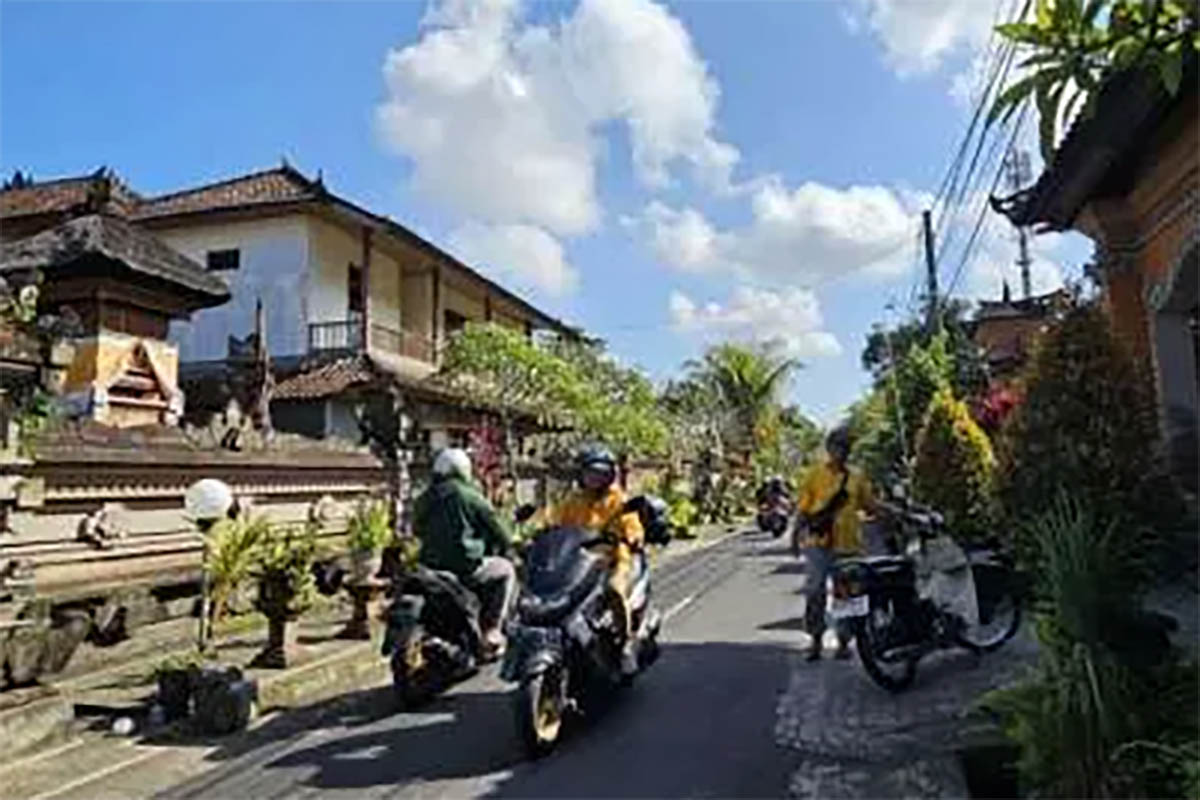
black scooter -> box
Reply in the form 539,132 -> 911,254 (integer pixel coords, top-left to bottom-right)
502,495 -> 670,757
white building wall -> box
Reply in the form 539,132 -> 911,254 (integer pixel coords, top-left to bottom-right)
305,217 -> 404,333
163,216 -> 310,361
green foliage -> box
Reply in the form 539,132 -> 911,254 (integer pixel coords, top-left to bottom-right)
683,342 -> 799,456
997,303 -> 1181,543
440,323 -> 668,460
207,514 -> 271,627
980,494 -> 1198,798
990,0 -> 1199,160
753,405 -> 822,481
666,496 -> 699,539
913,387 -> 998,545
252,524 -> 319,620
863,302 -> 987,400
347,498 -> 391,554
849,387 -> 903,488
895,333 -> 954,448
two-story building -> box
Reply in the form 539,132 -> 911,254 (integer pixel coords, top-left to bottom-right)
0,164 -> 580,450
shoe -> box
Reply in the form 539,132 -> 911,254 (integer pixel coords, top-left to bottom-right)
620,644 -> 639,676
834,646 -> 852,660
806,647 -> 822,662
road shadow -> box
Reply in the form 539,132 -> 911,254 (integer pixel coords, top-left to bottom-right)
160,641 -> 797,799
758,616 -> 806,632
771,561 -> 806,575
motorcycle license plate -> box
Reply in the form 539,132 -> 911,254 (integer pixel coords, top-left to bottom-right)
829,595 -> 869,618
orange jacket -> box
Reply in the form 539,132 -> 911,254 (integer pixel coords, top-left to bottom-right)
539,485 -> 644,553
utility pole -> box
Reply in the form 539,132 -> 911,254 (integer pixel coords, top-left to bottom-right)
922,210 -> 939,335
1004,149 -> 1033,299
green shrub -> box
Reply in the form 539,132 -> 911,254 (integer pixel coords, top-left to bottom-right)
253,524 -> 319,620
347,498 -> 391,554
913,386 -> 997,545
895,332 -> 953,451
207,515 -> 271,627
998,303 -> 1182,547
980,493 -> 1198,798
667,496 -> 699,538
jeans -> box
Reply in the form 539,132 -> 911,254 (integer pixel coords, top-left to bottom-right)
802,546 -> 854,649
470,556 -> 517,636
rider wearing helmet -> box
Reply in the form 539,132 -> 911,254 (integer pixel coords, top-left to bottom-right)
537,443 -> 644,675
412,447 -> 515,660
794,425 -> 875,661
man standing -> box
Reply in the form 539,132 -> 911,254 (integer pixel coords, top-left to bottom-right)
795,426 -> 875,661
412,448 -> 516,660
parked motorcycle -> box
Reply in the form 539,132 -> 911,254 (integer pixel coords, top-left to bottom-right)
502,495 -> 671,757
380,564 -> 486,708
826,488 -> 1024,692
756,497 -> 791,537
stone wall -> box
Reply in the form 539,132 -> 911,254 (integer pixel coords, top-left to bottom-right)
0,421 -> 388,689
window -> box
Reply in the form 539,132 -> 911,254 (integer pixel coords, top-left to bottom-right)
348,263 -> 364,314
206,249 -> 240,271
444,309 -> 468,336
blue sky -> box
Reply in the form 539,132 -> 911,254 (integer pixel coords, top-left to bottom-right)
0,0 -> 1091,424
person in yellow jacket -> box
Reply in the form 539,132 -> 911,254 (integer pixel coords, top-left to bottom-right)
795,426 -> 875,661
537,444 -> 644,676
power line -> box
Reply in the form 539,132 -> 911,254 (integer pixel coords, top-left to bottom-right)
944,101 -> 1031,298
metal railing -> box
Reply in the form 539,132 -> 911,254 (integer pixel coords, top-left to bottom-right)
308,320 -> 363,353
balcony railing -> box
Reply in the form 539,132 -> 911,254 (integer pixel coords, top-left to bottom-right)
308,320 -> 363,353
308,319 -> 437,364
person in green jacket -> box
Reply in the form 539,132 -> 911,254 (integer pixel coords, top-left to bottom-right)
412,447 -> 515,660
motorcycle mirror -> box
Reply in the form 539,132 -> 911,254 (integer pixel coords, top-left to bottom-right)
622,495 -> 648,515
514,503 -> 537,523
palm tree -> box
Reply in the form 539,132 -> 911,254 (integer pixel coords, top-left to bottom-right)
684,342 -> 800,458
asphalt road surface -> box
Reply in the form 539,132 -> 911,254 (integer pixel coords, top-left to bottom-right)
158,530 -> 810,799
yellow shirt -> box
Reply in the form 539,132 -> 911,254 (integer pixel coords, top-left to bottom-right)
797,461 -> 873,554
539,485 -> 644,551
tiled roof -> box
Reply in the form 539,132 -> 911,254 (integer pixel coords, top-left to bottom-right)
134,166 -> 320,220
273,356 -> 376,401
0,171 -> 141,220
0,214 -> 230,302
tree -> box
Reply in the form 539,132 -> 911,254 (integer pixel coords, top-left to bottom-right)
997,302 -> 1183,551
913,387 -> 999,544
439,323 -> 668,479
862,301 -> 988,400
683,342 -> 799,457
989,0 -> 1199,160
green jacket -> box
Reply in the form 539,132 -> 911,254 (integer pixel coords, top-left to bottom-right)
412,475 -> 511,577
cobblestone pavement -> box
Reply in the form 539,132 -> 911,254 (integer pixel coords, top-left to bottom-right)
773,556 -> 1039,798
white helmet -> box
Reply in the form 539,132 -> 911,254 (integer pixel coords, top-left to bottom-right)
184,478 -> 234,523
433,447 -> 472,481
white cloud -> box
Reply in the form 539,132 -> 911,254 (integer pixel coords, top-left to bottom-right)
669,286 -> 843,360
634,178 -> 922,286
448,222 -> 579,296
376,0 -> 739,241
846,0 -> 1002,77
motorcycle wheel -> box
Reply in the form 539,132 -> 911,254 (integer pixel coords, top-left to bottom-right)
854,612 -> 918,693
955,586 -> 1022,653
392,625 -> 433,709
516,668 -> 564,759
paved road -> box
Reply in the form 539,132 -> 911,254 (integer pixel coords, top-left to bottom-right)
158,531 -> 808,799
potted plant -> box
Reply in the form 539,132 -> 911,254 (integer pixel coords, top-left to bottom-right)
153,651 -> 205,721
346,499 -> 391,583
248,524 -> 318,668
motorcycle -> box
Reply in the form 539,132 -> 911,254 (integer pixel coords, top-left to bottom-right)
380,562 -> 488,709
756,496 -> 791,537
826,487 -> 1024,692
502,494 -> 671,757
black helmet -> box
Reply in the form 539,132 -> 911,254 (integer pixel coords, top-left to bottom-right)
576,443 -> 616,472
826,425 -> 852,453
